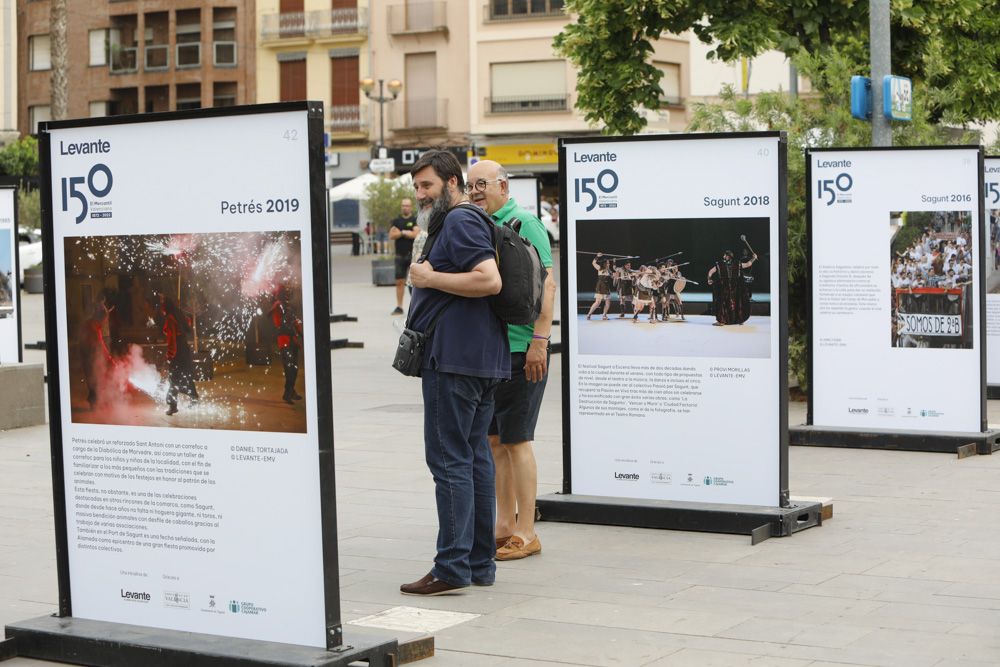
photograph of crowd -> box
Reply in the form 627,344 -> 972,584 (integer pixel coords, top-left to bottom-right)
574,217 -> 772,359
0,228 -> 13,318
889,210 -> 974,349
63,231 -> 307,432
988,209 -> 1000,292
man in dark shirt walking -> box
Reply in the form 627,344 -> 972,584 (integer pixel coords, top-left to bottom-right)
400,150 -> 510,596
389,198 -> 419,315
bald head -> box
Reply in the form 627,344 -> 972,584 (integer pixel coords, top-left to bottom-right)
467,159 -> 509,215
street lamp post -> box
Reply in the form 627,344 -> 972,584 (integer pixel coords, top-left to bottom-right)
359,78 -> 402,157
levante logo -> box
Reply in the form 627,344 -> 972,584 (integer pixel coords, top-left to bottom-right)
120,589 -> 150,602
614,471 -> 639,481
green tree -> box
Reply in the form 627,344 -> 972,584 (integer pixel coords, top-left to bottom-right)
687,52 -> 975,387
364,177 -> 414,233
17,189 -> 41,232
555,0 -> 999,134
0,136 -> 39,179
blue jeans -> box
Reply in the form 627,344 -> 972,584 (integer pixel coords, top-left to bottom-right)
422,368 -> 498,586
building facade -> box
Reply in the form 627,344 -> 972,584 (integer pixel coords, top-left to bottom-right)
364,1 -> 690,190
1,0 -> 16,140
256,0 -> 370,190
16,0 -> 256,137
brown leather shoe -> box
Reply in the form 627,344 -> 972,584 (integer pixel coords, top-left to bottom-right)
495,535 -> 541,561
495,535 -> 512,549
400,572 -> 467,596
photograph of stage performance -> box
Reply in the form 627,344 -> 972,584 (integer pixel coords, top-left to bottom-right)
574,217 -> 771,358
63,231 -> 307,432
890,210 -> 974,349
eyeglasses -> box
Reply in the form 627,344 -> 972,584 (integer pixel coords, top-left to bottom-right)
463,178 -> 503,194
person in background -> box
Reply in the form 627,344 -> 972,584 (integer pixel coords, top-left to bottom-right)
390,198 -> 420,315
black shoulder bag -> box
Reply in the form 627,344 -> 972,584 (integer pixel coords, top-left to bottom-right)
391,208 -> 450,377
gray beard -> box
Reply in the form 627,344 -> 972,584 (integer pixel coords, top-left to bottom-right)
416,205 -> 432,227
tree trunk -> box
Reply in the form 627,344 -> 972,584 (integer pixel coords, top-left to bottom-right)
50,0 -> 69,120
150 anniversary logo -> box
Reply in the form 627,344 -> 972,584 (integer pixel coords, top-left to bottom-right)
57,139 -> 114,223
573,151 -> 620,212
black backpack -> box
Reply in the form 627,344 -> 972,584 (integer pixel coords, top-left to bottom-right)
455,203 -> 546,326
417,203 -> 546,326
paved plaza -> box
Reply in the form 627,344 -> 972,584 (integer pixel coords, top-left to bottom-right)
3,251 -> 1000,666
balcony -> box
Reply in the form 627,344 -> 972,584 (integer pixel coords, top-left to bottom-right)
261,12 -> 306,39
388,2 -> 447,36
390,98 -> 448,131
328,105 -> 366,134
487,94 -> 568,114
110,46 -> 137,74
308,8 -> 368,37
144,44 -> 168,71
484,1 -> 565,22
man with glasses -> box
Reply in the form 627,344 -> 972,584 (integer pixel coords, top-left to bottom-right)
466,159 -> 556,561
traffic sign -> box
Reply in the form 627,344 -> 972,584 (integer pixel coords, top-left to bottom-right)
883,75 -> 912,121
369,157 -> 395,173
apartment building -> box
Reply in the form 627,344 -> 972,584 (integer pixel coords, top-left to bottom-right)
362,0 -> 689,192
257,0 -> 369,182
16,0 -> 256,137
469,2 -> 688,179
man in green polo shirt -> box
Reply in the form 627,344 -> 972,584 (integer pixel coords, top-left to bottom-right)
466,159 -> 556,561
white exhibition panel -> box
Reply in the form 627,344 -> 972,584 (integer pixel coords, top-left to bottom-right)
565,135 -> 782,507
48,111 -> 326,647
811,148 -> 983,432
985,157 -> 1000,386
0,187 -> 19,364
507,177 -> 539,217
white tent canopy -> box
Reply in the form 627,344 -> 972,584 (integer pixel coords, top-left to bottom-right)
328,173 -> 380,202
327,172 -> 417,203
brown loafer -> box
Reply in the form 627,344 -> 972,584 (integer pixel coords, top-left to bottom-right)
495,535 -> 541,561
495,535 -> 512,549
400,572 -> 467,596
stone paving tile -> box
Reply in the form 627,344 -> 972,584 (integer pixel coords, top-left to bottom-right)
493,596 -> 751,638
422,651 -> 579,667
661,585 -> 886,620
437,617 -> 683,666
642,648 -> 811,666
717,618 -> 875,650
936,581 -> 1000,601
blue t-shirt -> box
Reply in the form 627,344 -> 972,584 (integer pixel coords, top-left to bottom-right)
407,206 -> 511,380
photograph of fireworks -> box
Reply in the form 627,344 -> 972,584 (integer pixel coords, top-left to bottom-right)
889,210 -> 973,349
64,231 -> 307,432
574,217 -> 771,359
0,228 -> 13,317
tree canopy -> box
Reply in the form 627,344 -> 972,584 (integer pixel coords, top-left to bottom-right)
0,136 -> 39,179
555,0 -> 1000,134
